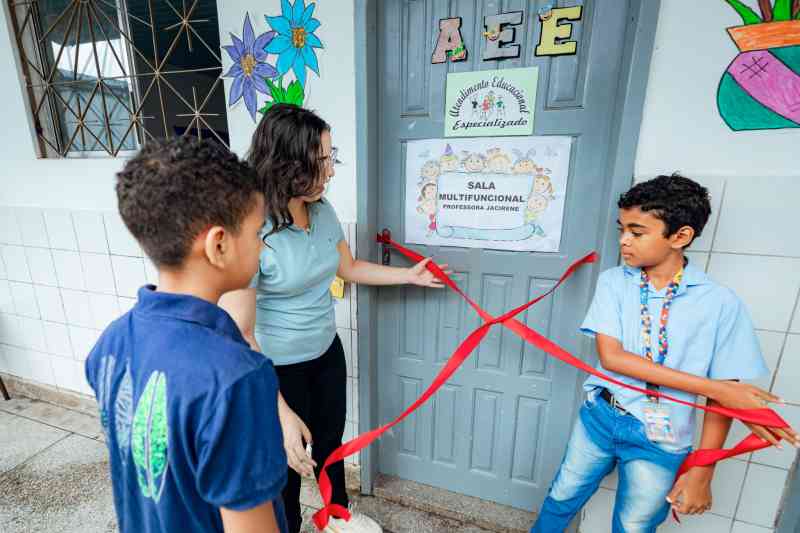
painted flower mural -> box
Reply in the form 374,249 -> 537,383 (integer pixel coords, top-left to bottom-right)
223,13 -> 278,120
265,0 -> 324,89
223,1 -> 323,122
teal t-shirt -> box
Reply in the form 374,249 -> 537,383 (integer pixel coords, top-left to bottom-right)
251,199 -> 345,366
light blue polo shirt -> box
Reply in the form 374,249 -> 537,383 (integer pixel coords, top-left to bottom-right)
250,199 -> 345,366
580,261 -> 768,450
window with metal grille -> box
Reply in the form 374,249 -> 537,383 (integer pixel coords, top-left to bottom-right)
7,0 -> 229,158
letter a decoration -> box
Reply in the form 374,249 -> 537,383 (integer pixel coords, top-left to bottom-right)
432,17 -> 468,63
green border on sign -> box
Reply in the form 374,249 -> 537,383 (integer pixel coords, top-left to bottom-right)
444,66 -> 538,137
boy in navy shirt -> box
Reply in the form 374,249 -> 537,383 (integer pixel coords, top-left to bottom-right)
86,138 -> 288,533
532,175 -> 797,532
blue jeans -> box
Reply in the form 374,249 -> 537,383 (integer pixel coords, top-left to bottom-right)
531,394 -> 689,533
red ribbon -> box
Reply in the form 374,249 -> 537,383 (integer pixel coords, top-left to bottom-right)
312,236 -> 788,530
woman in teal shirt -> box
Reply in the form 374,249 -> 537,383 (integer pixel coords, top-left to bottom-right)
221,105 -> 444,533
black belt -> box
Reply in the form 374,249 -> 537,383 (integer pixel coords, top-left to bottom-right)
599,388 -> 629,414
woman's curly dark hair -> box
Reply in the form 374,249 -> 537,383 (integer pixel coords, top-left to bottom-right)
247,104 -> 330,235
116,137 -> 261,268
618,173 -> 711,248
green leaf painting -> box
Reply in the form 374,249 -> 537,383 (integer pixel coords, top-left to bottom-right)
724,0 -> 763,24
96,355 -> 116,434
258,77 -> 305,115
723,0 -> 800,23
115,362 -> 134,466
132,371 -> 169,503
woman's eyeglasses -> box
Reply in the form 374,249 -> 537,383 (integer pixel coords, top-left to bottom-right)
319,147 -> 342,166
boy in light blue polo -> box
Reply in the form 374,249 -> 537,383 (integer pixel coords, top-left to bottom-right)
532,175 -> 795,533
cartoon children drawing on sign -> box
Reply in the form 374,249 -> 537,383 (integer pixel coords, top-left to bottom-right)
524,192 -> 549,237
439,144 -> 460,172
417,182 -> 438,235
533,167 -> 555,199
461,151 -> 487,172
486,147 -> 512,173
512,148 -> 538,174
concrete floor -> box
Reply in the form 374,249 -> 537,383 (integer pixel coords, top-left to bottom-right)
0,397 -> 497,533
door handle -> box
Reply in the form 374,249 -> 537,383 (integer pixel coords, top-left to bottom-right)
381,228 -> 391,265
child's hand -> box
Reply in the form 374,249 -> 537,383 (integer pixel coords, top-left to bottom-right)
667,466 -> 713,515
744,422 -> 800,448
277,400 -> 316,477
711,381 -> 780,411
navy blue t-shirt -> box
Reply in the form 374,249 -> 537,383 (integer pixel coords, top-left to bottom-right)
85,286 -> 289,533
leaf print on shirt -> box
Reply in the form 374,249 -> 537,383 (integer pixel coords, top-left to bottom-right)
132,371 -> 169,503
96,355 -> 116,437
115,362 -> 134,466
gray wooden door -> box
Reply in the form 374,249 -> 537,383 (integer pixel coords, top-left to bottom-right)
376,0 -> 632,510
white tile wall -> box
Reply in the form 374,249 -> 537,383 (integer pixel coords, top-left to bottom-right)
0,253 -> 6,279
72,211 -> 109,254
34,285 -> 65,323
104,212 -> 141,257
2,245 -> 32,282
88,293 -> 120,330
68,325 -> 100,361
730,521 -> 773,533
0,209 -> 23,245
18,317 -> 46,352
0,281 -> 14,314
118,297 -> 136,315
714,177 -> 800,258
736,464 -> 788,527
43,321 -> 73,358
50,355 -> 92,395
111,256 -> 146,298
60,289 -> 93,328
143,257 -> 158,286
791,307 -> 799,334
658,513 -> 732,533
580,488 -> 615,532
1,314 -> 23,347
51,250 -> 85,290
10,282 -> 39,318
753,330 -> 784,392
709,459 -> 747,518
81,253 -> 116,294
707,254 -> 800,332
25,247 -> 57,286
689,176 -> 726,253
16,208 -> 49,248
772,334 -> 799,405
43,209 -> 78,251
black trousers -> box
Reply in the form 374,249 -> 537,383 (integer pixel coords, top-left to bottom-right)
275,334 -> 349,533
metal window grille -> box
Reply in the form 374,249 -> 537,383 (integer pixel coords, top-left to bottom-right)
6,0 -> 229,158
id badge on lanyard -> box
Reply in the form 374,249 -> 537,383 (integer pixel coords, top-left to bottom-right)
643,400 -> 676,443
639,268 -> 682,444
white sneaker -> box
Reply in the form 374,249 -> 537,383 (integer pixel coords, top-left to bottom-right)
323,512 -> 383,533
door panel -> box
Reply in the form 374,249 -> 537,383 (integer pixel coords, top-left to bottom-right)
376,0 -> 630,510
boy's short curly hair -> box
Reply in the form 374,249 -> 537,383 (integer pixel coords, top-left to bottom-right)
116,137 -> 262,268
618,173 -> 711,248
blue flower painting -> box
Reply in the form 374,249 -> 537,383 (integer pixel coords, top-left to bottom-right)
265,0 -> 324,88
223,13 -> 278,120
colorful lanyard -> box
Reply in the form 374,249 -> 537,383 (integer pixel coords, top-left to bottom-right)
640,268 -> 683,398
